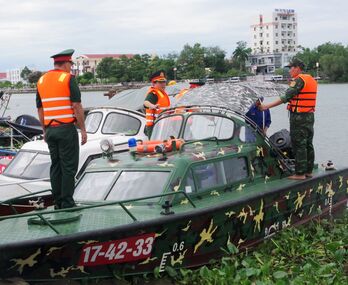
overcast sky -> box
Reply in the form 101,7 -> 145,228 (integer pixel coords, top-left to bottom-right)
0,0 -> 347,71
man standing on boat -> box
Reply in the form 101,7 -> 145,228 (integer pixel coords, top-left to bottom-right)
36,49 -> 87,209
259,58 -> 317,180
143,70 -> 170,137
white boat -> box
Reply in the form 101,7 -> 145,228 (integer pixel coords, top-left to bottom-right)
0,107 -> 147,215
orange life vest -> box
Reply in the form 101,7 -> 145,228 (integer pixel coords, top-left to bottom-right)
37,70 -> 75,126
145,87 -> 170,127
287,74 -> 317,113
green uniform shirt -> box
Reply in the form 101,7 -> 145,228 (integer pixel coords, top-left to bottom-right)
280,77 -> 305,103
36,74 -> 81,108
144,92 -> 158,105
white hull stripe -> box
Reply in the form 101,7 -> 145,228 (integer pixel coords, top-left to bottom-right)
45,114 -> 75,120
44,106 -> 73,111
42,97 -> 71,102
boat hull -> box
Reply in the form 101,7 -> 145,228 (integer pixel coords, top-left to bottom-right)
0,169 -> 347,281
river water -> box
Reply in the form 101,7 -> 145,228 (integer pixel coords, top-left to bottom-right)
4,83 -> 348,167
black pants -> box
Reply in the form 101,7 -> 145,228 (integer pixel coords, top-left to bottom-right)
46,124 -> 79,209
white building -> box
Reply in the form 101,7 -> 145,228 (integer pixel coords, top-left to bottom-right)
6,68 -> 24,84
248,9 -> 298,74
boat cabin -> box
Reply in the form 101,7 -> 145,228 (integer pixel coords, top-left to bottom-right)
74,106 -> 285,205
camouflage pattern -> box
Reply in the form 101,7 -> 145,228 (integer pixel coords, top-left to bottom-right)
290,112 -> 315,175
0,106 -> 346,282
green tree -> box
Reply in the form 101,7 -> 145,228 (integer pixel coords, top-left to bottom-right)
127,54 -> 149,81
28,71 -> 43,84
296,47 -> 319,72
320,54 -> 347,82
111,56 -> 129,82
96,57 -> 117,80
204,46 -> 227,74
232,41 -> 252,71
295,42 -> 348,82
77,72 -> 94,85
148,55 -> 177,80
20,66 -> 32,81
0,81 -> 12,88
177,43 -> 206,79
15,81 -> 24,88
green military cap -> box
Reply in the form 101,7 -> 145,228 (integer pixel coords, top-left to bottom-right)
51,49 -> 75,63
149,70 -> 167,83
286,57 -> 305,70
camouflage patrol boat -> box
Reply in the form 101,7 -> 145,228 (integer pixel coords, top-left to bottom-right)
0,105 -> 347,282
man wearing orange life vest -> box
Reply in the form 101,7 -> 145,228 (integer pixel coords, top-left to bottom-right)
36,49 -> 87,209
143,70 -> 170,137
259,58 -> 317,180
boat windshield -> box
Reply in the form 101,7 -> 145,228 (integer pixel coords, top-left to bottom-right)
74,171 -> 170,202
3,151 -> 50,179
102,112 -> 141,135
183,114 -> 235,140
106,171 -> 170,202
74,171 -> 118,201
151,115 -> 183,140
85,112 -> 103,133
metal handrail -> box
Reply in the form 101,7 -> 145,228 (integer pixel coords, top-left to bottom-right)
157,105 -> 293,172
4,121 -> 32,142
180,137 -> 219,152
0,188 -> 52,205
0,177 -> 50,187
0,188 -> 52,215
0,191 -> 196,230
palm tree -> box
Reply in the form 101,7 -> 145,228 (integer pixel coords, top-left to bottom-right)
232,41 -> 252,71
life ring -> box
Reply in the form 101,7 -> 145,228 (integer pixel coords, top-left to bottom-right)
136,139 -> 184,153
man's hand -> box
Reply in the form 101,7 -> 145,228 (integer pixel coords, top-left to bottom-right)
151,104 -> 158,110
258,104 -> 268,111
80,130 -> 87,145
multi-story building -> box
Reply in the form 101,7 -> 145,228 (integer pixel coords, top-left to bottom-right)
248,9 -> 298,74
6,68 -> 24,84
73,54 -> 134,76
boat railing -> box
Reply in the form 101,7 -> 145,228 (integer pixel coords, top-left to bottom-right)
158,105 -> 293,172
180,136 -> 219,152
0,188 -> 52,215
0,177 -> 50,188
0,190 -> 196,234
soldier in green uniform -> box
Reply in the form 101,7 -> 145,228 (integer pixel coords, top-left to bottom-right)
259,58 -> 317,180
36,49 -> 87,208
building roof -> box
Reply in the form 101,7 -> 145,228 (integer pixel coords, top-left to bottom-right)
0,72 -> 7,79
79,54 -> 134,59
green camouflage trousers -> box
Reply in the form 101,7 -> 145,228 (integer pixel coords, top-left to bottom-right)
289,112 -> 315,175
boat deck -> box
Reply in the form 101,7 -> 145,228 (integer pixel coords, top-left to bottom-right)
0,167 -> 343,246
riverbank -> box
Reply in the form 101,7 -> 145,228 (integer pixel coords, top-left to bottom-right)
0,82 -> 149,94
